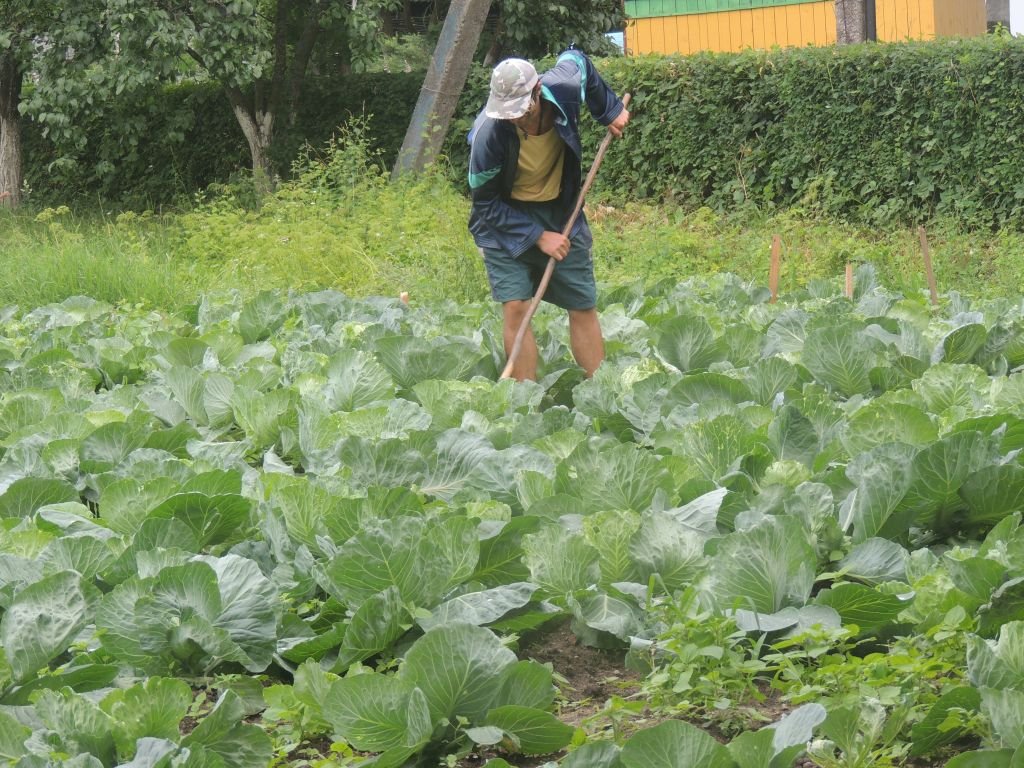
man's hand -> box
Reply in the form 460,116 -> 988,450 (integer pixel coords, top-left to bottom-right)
537,231 -> 570,261
608,107 -> 630,138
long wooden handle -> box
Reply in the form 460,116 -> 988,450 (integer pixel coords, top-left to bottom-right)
500,92 -> 631,380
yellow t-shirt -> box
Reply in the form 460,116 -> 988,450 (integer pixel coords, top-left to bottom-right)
511,126 -> 565,202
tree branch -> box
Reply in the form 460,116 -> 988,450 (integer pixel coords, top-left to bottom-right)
185,45 -> 208,70
267,0 -> 291,113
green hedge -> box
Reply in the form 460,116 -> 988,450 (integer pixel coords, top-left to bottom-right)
22,74 -> 423,210
23,82 -> 248,209
578,35 -> 1024,228
24,36 -> 1024,227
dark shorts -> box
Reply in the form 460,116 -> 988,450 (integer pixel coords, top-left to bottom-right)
480,200 -> 596,311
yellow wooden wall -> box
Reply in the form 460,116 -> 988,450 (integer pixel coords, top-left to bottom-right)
626,2 -> 835,54
625,0 -> 987,54
874,0 -> 935,41
872,0 -> 984,40
932,0 -> 987,37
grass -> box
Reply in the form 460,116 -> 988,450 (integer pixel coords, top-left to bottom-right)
3,140 -> 1024,313
589,202 -> 1024,301
0,207 -> 201,312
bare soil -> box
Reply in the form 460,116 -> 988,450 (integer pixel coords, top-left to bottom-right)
455,618 -> 644,766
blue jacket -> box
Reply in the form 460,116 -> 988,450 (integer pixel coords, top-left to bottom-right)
467,49 -> 625,257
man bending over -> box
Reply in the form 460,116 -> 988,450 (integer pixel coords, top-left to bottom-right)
467,49 -> 629,381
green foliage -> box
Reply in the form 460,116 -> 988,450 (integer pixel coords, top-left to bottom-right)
0,206 -> 202,311
276,75 -> 424,181
20,0 -> 269,151
310,624 -> 569,763
21,74 -> 422,210
641,591 -> 776,733
10,273 -> 1024,764
7,186 -> 1024,324
22,34 -> 1024,230
642,591 -> 979,760
364,34 -> 437,74
589,204 -> 1024,301
584,36 -> 1024,228
15,0 -> 419,201
493,0 -> 625,59
176,118 -> 487,303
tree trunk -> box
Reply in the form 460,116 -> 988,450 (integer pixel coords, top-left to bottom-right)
482,10 -> 504,67
223,0 -> 311,195
287,0 -> 323,127
835,0 -> 868,44
0,52 -> 23,209
482,35 -> 502,67
381,8 -> 395,36
226,86 -> 274,195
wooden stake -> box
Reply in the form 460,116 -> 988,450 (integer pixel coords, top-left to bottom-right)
918,226 -> 939,306
845,263 -> 854,299
768,235 -> 781,303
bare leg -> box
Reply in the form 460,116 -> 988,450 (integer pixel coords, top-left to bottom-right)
502,300 -> 538,381
568,308 -> 604,378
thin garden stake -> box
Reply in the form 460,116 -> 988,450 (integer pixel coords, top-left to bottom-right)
845,263 -> 854,299
918,226 -> 939,306
768,234 -> 782,303
500,93 -> 632,380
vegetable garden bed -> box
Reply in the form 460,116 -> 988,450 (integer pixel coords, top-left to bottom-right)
1,267 -> 1023,767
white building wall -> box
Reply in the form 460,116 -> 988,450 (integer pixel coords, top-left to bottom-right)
1012,0 -> 1024,34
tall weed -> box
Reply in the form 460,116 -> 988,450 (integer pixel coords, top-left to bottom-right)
177,119 -> 487,303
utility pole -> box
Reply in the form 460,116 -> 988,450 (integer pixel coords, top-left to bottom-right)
835,0 -> 875,43
392,0 -> 493,179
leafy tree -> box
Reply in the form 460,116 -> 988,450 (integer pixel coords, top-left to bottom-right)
5,0 -> 620,207
483,0 -> 625,63
0,1 -> 107,208
405,0 -> 624,63
19,0 -> 403,199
